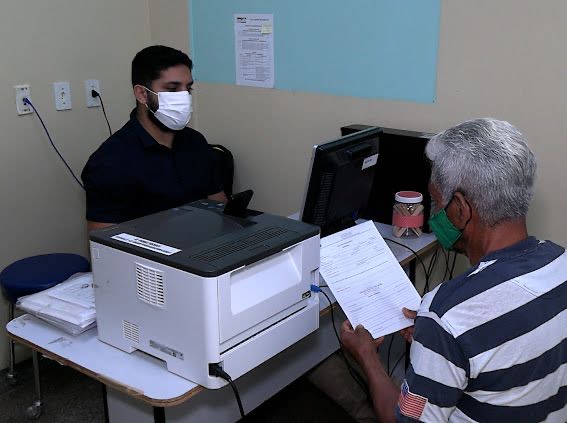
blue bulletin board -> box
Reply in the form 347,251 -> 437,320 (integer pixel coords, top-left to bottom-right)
189,0 -> 441,103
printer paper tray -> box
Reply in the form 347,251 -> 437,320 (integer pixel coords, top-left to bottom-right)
220,303 -> 308,355
214,300 -> 319,389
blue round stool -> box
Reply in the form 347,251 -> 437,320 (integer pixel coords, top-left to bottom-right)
1,253 -> 90,418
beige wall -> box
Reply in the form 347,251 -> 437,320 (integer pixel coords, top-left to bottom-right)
183,0 -> 567,250
148,0 -> 198,130
0,1 -> 151,371
2,0 -> 565,370
184,0 -> 567,289
149,0 -> 190,54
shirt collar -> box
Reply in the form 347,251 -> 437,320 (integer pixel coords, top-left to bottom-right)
480,236 -> 540,263
129,108 -> 162,149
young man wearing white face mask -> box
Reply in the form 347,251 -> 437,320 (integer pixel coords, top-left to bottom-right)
82,45 -> 227,232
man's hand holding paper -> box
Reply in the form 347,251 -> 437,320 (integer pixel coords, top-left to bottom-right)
340,320 -> 385,365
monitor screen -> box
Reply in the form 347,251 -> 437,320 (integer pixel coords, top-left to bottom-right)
300,127 -> 381,236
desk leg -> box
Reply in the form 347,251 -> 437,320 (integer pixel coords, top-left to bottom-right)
25,350 -> 43,419
153,406 -> 166,423
7,304 -> 17,383
102,384 -> 110,423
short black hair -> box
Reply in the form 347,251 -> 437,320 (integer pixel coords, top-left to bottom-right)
131,45 -> 193,87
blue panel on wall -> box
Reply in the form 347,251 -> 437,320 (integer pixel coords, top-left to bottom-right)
190,0 -> 440,103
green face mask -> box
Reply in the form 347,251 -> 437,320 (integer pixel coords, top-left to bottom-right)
428,208 -> 463,250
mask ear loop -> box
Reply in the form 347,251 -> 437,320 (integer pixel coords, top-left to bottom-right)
443,192 -> 473,231
136,85 -> 158,113
134,84 -> 153,104
142,86 -> 158,96
449,192 -> 473,231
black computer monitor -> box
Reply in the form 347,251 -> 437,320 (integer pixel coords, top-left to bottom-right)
300,127 -> 381,236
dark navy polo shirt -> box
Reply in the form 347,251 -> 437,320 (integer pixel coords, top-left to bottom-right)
81,110 -> 222,223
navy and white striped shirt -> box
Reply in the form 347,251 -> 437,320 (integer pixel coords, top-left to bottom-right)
396,237 -> 567,422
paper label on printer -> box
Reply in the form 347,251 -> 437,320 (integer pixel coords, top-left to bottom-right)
111,233 -> 181,256
362,153 -> 378,170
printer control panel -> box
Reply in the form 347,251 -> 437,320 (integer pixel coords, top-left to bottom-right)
191,200 -> 225,211
186,198 -> 262,219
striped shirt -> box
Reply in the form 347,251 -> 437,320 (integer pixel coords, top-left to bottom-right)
396,237 -> 567,422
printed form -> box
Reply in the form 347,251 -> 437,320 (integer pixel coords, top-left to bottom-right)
320,221 -> 421,339
234,14 -> 274,88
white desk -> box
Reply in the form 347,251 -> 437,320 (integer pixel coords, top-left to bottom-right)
6,223 -> 436,422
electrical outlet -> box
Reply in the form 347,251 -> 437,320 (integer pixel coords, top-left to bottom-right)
53,81 -> 72,111
15,84 -> 32,115
85,79 -> 101,108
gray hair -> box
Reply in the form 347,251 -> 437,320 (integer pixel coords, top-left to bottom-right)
426,118 -> 537,226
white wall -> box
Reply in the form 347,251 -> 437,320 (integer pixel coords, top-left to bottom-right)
0,0 -> 151,371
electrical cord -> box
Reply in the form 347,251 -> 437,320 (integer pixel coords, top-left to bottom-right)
441,248 -> 450,281
208,364 -> 245,418
318,286 -> 405,392
312,285 -> 370,396
383,237 -> 430,295
23,98 -> 85,190
91,89 -> 112,136
449,252 -> 458,280
426,247 -> 440,283
389,352 -> 406,378
386,334 -> 394,376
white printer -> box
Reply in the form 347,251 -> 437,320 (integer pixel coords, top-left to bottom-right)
89,199 -> 320,389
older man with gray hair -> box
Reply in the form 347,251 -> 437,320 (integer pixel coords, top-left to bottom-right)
340,118 -> 567,422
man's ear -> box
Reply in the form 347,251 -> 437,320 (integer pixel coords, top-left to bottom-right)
133,85 -> 148,105
452,191 -> 472,227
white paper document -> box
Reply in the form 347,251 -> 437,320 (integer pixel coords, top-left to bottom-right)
234,14 -> 274,88
48,273 -> 95,309
320,221 -> 422,338
17,273 -> 96,333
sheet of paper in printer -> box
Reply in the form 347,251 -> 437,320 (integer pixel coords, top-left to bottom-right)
319,220 -> 422,339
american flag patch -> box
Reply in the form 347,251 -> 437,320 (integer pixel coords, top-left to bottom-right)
398,380 -> 427,420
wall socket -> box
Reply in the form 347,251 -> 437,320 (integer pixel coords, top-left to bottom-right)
15,84 -> 32,115
85,80 -> 101,108
53,81 -> 72,111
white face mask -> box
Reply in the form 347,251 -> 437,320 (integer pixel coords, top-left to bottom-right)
143,87 -> 192,130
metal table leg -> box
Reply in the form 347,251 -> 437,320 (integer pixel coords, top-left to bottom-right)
7,303 -> 17,385
25,350 -> 43,419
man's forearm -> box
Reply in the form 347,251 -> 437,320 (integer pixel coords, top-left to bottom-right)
87,220 -> 115,232
361,353 -> 400,423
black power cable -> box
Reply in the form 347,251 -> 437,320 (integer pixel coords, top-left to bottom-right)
389,353 -> 406,378
320,285 -> 404,388
91,89 -> 112,136
441,248 -> 450,281
426,247 -> 440,283
385,334 -> 395,376
383,237 -> 430,295
449,252 -> 458,280
317,285 -> 370,396
23,98 -> 85,190
208,364 -> 245,418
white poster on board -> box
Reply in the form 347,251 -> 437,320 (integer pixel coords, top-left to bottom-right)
234,14 -> 274,88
